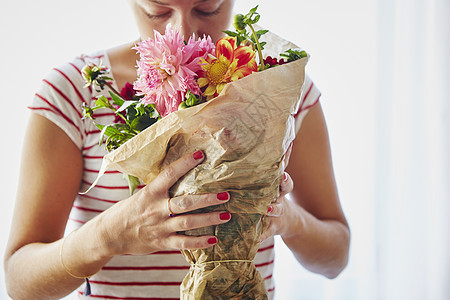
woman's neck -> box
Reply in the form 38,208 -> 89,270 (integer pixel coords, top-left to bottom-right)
106,40 -> 140,90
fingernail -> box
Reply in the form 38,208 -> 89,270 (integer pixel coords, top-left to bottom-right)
193,150 -> 204,160
217,192 -> 229,201
219,212 -> 231,221
208,237 -> 218,244
267,205 -> 273,214
283,173 -> 288,181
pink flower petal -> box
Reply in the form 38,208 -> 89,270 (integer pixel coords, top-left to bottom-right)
132,24 -> 215,117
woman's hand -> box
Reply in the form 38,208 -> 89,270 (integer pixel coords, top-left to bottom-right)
97,150 -> 232,256
259,141 -> 299,242
261,103 -> 350,278
260,172 -> 301,242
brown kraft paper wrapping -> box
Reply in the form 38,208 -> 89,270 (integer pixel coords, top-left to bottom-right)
90,36 -> 308,298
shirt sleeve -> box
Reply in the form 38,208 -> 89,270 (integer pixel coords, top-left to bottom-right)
293,74 -> 321,135
28,57 -> 92,150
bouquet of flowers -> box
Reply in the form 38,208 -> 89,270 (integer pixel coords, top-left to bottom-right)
83,6 -> 309,299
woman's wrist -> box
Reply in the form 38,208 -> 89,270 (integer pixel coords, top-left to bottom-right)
63,214 -> 115,277
280,199 -> 306,240
88,210 -> 122,259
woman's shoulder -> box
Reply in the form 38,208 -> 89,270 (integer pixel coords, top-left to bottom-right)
77,50 -> 110,74
55,50 -> 108,77
38,50 -> 108,100
28,49 -> 109,149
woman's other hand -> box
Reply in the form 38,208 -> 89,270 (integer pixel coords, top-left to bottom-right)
260,103 -> 350,279
260,172 -> 298,242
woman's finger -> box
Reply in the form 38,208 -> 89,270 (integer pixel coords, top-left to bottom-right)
168,192 -> 230,215
169,211 -> 232,232
166,234 -> 219,250
279,172 -> 294,197
260,217 -> 277,242
267,201 -> 283,218
152,150 -> 205,192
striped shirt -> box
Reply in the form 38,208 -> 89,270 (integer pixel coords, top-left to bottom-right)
29,50 -> 320,300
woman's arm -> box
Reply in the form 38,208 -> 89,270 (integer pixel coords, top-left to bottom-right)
3,113 -> 108,299
3,114 -> 116,299
262,102 -> 350,279
4,114 -> 232,299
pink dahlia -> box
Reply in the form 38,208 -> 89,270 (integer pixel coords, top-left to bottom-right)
184,34 -> 216,73
133,24 -> 215,117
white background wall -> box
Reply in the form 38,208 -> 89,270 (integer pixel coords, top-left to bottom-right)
0,0 -> 378,299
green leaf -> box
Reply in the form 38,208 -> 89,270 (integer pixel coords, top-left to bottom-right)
102,76 -> 114,81
140,103 -> 160,119
95,124 -> 105,131
149,109 -> 160,119
126,106 -> 138,121
113,123 -> 132,132
236,36 -> 242,46
249,5 -> 259,13
178,101 -> 188,110
100,124 -> 121,139
124,174 -> 141,195
131,115 -> 157,132
185,90 -> 202,107
135,103 -> 147,116
256,29 -> 269,35
117,100 -> 138,113
102,127 -> 136,151
223,30 -> 238,37
109,90 -> 125,106
82,103 -> 95,119
280,48 -> 309,62
95,95 -> 113,109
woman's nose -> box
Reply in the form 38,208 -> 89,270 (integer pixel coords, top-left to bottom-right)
172,12 -> 198,39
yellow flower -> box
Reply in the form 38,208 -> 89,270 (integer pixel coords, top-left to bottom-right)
198,36 -> 257,99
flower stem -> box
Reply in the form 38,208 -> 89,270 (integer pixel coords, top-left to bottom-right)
248,24 -> 264,71
118,114 -> 138,135
116,112 -> 131,127
104,81 -> 122,99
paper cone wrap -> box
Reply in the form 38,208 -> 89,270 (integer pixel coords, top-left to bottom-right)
91,34 -> 308,298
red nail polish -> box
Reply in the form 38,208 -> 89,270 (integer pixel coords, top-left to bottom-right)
267,206 -> 273,214
219,212 -> 231,220
208,237 -> 217,244
283,173 -> 288,181
217,192 -> 229,201
193,150 -> 204,160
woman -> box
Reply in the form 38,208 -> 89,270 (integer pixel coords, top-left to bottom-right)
4,0 -> 350,299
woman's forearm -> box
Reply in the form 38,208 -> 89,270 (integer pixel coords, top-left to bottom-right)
4,216 -> 113,300
281,200 -> 350,279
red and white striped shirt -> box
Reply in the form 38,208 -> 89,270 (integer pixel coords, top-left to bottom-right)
29,50 -> 320,300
